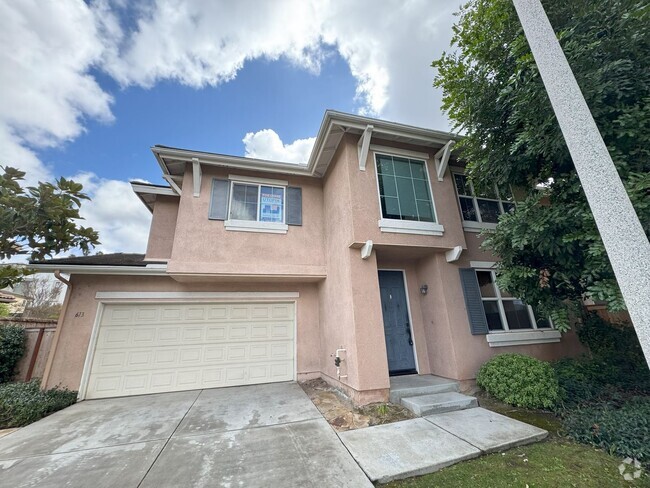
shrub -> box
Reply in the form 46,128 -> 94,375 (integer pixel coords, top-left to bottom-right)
0,323 -> 26,383
477,354 -> 559,409
0,380 -> 77,428
553,357 -> 609,406
562,396 -> 650,463
553,315 -> 650,408
576,313 -> 650,392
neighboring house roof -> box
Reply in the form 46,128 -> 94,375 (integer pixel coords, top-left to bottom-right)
0,292 -> 17,303
30,253 -> 164,267
0,289 -> 29,301
150,110 -> 460,194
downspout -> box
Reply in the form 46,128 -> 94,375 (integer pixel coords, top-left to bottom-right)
40,270 -> 71,389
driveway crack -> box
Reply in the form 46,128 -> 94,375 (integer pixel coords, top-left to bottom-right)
136,389 -> 203,488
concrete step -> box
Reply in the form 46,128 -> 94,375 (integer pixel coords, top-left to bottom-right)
389,375 -> 459,404
401,392 -> 478,416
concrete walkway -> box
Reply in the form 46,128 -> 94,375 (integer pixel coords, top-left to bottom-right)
0,383 -> 372,488
0,381 -> 548,486
338,407 -> 548,483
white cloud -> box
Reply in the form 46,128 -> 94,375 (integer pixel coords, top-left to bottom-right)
103,0 -> 456,129
71,172 -> 152,254
0,0 -> 115,184
242,130 -> 315,164
1,0 -> 458,258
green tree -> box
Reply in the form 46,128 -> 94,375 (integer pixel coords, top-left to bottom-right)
433,0 -> 650,330
0,166 -> 99,288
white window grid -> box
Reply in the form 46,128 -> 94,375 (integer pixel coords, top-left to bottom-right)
452,172 -> 515,224
477,269 -> 548,333
228,181 -> 286,223
374,153 -> 438,223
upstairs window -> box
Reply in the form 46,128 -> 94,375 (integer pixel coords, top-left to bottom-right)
376,154 -> 436,223
209,176 -> 301,234
230,183 -> 285,223
453,173 -> 515,227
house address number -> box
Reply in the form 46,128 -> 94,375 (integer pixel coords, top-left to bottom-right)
75,312 -> 85,318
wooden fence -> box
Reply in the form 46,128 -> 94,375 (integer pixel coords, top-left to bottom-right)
0,317 -> 57,382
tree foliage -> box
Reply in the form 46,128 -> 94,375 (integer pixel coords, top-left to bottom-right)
433,0 -> 650,330
0,166 -> 99,288
20,276 -> 64,319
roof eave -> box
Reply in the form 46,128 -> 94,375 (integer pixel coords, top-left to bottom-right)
152,146 -> 314,178
150,111 -> 462,181
28,264 -> 168,276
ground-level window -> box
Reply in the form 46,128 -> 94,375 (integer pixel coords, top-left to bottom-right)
376,154 -> 437,223
453,173 -> 515,225
476,270 -> 551,332
230,183 -> 285,223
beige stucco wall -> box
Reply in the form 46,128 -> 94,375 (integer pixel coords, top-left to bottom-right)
44,136 -> 584,401
351,137 -> 467,252
145,195 -> 179,261
403,232 -> 584,382
316,138 -> 387,403
43,274 -> 321,392
166,165 -> 325,278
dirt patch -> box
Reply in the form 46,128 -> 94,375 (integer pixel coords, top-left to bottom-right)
475,390 -> 563,435
300,378 -> 414,432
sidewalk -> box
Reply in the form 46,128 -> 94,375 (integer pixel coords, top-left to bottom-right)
338,407 -> 548,483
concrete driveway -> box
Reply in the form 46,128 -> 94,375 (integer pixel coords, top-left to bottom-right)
0,382 -> 372,488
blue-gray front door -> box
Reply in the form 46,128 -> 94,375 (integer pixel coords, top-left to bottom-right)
378,270 -> 417,375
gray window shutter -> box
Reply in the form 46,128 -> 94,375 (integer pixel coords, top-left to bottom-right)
209,178 -> 230,220
286,187 -> 302,226
459,268 -> 489,335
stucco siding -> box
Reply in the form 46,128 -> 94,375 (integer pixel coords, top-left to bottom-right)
145,195 -> 179,261
167,165 -> 326,277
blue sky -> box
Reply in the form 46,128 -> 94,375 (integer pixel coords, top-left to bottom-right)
40,54 -> 359,184
1,0 -> 457,253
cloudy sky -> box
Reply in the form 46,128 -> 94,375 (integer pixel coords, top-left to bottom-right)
0,0 -> 459,254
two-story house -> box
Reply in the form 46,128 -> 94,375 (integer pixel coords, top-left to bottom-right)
32,110 -> 582,404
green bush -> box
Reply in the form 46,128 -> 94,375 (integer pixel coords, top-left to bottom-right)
576,313 -> 650,392
0,323 -> 26,383
562,396 -> 650,463
553,315 -> 650,407
477,354 -> 560,409
0,380 -> 77,428
553,357 -> 610,406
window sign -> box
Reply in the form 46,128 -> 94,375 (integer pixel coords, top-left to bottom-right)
260,186 -> 284,222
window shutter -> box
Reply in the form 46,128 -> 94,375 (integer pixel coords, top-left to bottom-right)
209,178 -> 230,220
286,187 -> 302,226
459,268 -> 489,335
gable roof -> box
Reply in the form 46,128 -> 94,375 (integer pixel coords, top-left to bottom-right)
151,110 -> 459,182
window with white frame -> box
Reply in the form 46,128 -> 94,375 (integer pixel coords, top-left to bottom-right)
229,182 -> 285,223
376,154 -> 436,223
476,269 -> 551,332
453,173 -> 515,226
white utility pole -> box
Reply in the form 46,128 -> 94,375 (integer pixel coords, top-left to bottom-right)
512,0 -> 650,367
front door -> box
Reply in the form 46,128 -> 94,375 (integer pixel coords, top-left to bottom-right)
378,270 -> 417,375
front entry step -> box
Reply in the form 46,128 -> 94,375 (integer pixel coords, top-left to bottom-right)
401,392 -> 478,416
389,375 -> 459,403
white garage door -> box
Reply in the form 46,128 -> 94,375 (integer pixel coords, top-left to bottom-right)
85,301 -> 295,399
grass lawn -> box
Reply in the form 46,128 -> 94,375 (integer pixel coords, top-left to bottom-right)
385,393 -> 650,488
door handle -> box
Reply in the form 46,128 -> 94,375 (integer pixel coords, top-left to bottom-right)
405,324 -> 413,346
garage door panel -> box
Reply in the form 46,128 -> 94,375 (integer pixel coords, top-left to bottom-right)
88,360 -> 294,398
90,340 -> 293,375
86,302 -> 295,399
